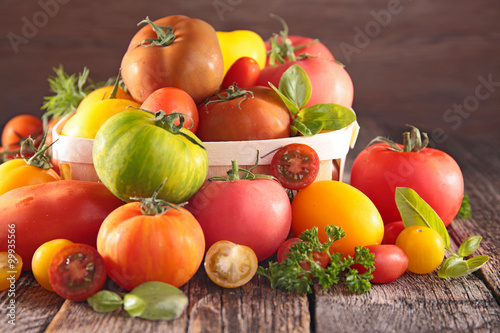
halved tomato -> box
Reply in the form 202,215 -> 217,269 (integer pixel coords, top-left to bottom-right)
270,143 -> 320,190
204,240 -> 258,288
48,243 -> 107,301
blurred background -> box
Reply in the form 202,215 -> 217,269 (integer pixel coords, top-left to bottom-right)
1,0 -> 499,142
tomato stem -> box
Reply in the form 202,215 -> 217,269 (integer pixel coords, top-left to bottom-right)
208,151 -> 277,182
22,131 -> 56,169
108,69 -> 122,100
136,17 -> 175,48
365,124 -> 429,155
131,178 -> 186,216
203,83 -> 254,111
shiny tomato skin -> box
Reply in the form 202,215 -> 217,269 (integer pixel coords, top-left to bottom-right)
354,244 -> 409,284
97,202 -> 205,291
220,57 -> 261,90
270,143 -> 320,190
140,87 -> 199,133
49,243 -> 107,302
264,35 -> 334,66
186,178 -> 292,262
0,180 -> 124,270
256,57 -> 353,109
382,221 -> 406,244
121,15 -> 224,104
32,239 -> 74,291
1,114 -> 43,148
350,142 -> 464,227
204,240 -> 258,288
0,159 -> 60,196
277,237 -> 330,270
196,86 -> 291,142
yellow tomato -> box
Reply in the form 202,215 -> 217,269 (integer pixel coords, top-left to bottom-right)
0,252 -> 23,291
76,86 -> 136,114
61,98 -> 141,139
31,239 -> 73,291
0,158 -> 60,196
216,30 -> 267,77
396,225 -> 445,274
291,180 -> 384,258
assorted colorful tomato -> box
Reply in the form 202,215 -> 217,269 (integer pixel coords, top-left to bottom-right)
354,244 -> 409,284
32,239 -> 74,291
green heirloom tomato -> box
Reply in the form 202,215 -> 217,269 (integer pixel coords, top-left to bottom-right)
92,110 -> 208,204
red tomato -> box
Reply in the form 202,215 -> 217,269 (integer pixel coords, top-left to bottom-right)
265,34 -> 334,66
140,87 -> 199,133
277,237 -> 330,270
256,58 -> 353,109
49,243 -> 107,301
0,180 -> 124,270
1,114 -> 43,148
382,221 -> 406,244
121,15 -> 224,104
220,57 -> 261,90
97,202 -> 205,291
350,141 -> 464,227
354,244 -> 408,284
185,178 -> 292,262
270,143 -> 320,190
204,240 -> 258,288
196,86 -> 291,141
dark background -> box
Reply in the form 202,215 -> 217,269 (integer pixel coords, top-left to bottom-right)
1,0 -> 499,142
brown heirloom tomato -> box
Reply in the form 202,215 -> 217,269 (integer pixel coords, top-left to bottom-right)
196,85 -> 291,141
0,180 -> 124,270
121,15 -> 224,104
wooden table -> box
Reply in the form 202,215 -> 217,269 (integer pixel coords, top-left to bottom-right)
1,0 -> 499,332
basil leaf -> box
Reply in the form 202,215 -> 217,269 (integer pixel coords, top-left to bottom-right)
297,103 -> 356,131
278,64 -> 312,108
465,255 -> 489,273
441,256 -> 469,278
395,187 -> 450,248
458,236 -> 482,257
268,82 -> 301,116
291,119 -> 322,136
87,290 -> 123,313
123,281 -> 188,321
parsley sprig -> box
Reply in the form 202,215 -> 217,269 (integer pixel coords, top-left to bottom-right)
257,225 -> 375,294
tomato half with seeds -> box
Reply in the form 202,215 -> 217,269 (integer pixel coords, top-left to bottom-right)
204,240 -> 258,288
270,143 -> 320,190
0,252 -> 23,291
48,243 -> 107,301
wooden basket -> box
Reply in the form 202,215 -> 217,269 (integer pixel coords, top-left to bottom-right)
52,115 -> 359,183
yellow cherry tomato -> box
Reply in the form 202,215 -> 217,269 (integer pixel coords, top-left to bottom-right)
291,180 -> 384,258
61,98 -> 141,139
216,30 -> 267,77
31,239 -> 74,291
0,158 -> 60,196
0,252 -> 23,291
204,240 -> 258,288
395,225 -> 445,274
76,86 -> 136,114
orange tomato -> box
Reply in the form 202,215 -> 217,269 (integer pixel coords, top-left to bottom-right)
0,158 -> 60,196
1,114 -> 43,149
291,180 -> 384,258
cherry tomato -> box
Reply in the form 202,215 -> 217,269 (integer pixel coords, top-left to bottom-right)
277,237 -> 330,270
382,221 -> 405,244
0,252 -> 23,291
270,143 -> 320,190
97,202 -> 205,291
354,245 -> 408,284
204,240 -> 258,288
32,239 -> 74,291
0,158 -> 60,196
395,225 -> 445,274
291,180 -> 384,258
220,57 -> 261,90
140,87 -> 199,133
49,243 -> 107,301
1,114 -> 43,149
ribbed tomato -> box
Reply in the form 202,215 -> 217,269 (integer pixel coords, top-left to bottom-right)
93,109 -> 208,204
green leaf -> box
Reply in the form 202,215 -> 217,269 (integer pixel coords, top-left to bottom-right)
123,281 -> 188,321
87,290 -> 123,313
291,119 -> 323,136
457,193 -> 471,218
439,256 -> 469,278
458,236 -> 482,257
278,64 -> 312,108
465,255 -> 489,273
297,103 -> 356,131
395,187 -> 450,249
268,82 -> 301,115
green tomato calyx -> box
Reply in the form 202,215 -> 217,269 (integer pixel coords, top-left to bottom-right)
131,178 -> 186,216
367,124 -> 430,153
203,83 -> 254,111
208,151 -> 276,182
136,17 -> 175,48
